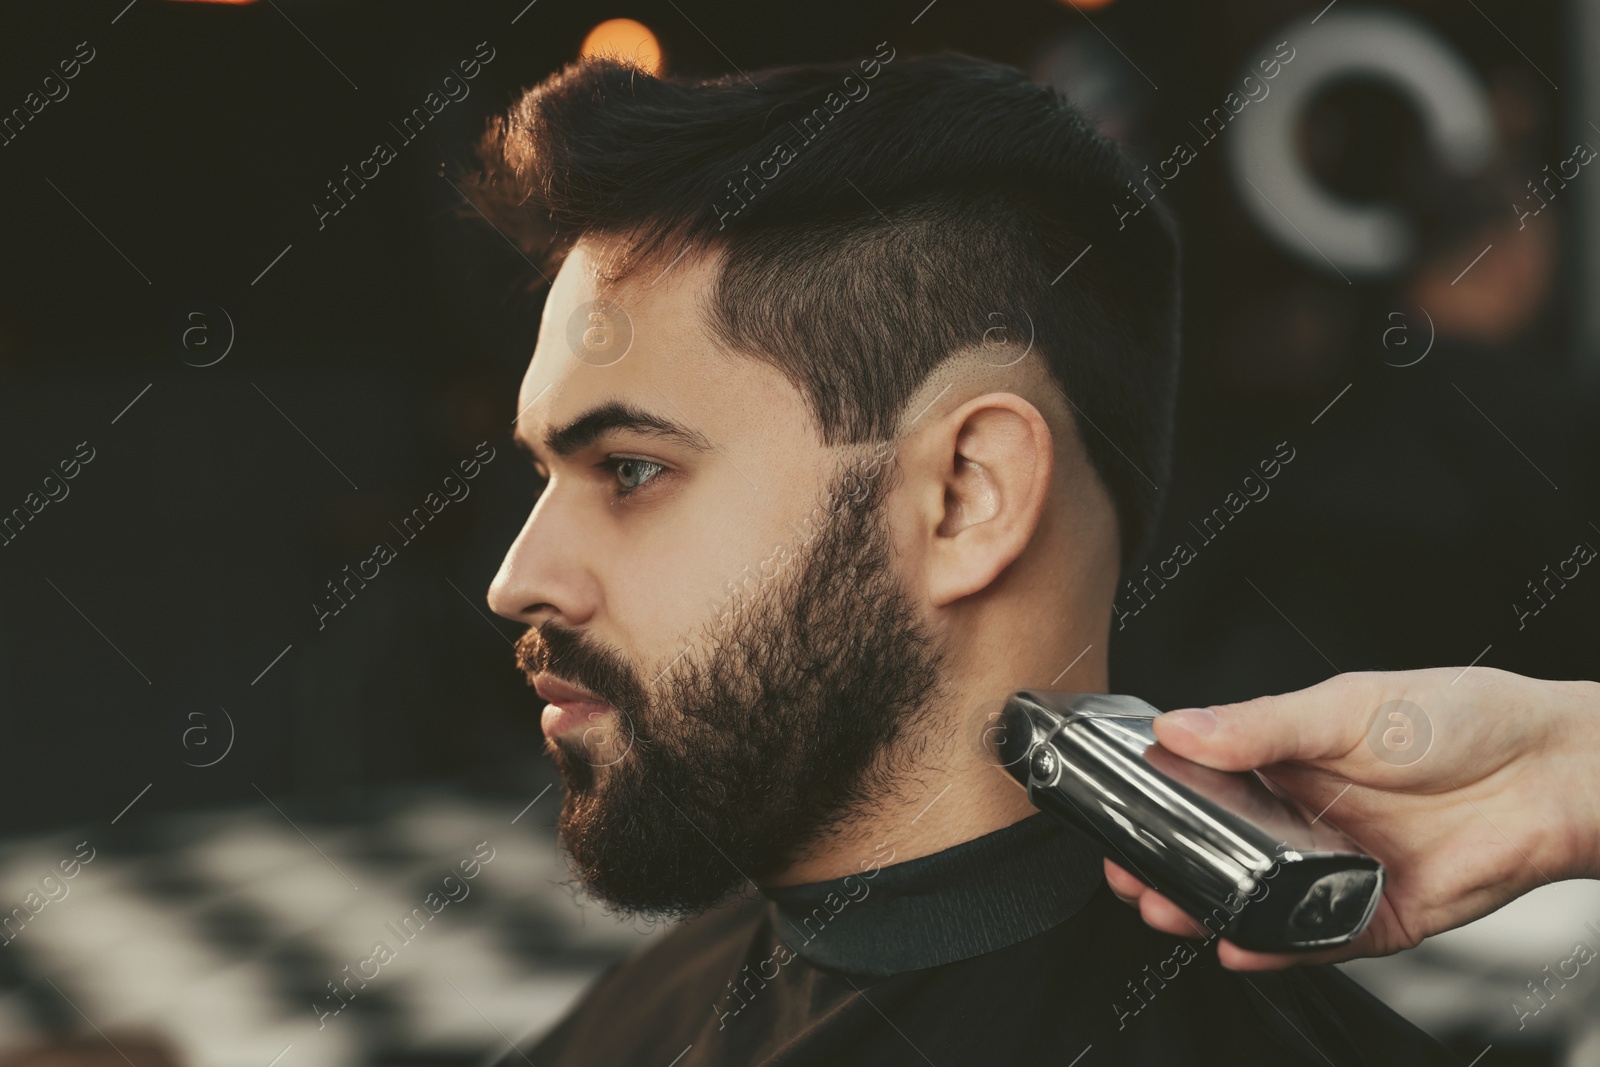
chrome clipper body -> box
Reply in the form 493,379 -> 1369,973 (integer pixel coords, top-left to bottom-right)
996,691 -> 1383,952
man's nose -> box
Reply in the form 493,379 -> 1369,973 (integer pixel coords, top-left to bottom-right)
486,493 -> 597,628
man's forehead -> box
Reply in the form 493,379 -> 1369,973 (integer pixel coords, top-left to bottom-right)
512,242 -> 727,457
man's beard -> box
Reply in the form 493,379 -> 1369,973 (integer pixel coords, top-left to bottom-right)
515,448 -> 945,919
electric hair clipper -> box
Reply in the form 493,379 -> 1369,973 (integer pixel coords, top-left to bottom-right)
994,691 -> 1383,952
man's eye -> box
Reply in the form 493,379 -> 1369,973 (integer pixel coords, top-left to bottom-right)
606,457 -> 665,497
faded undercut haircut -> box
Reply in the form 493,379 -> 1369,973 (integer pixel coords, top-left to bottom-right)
463,50 -> 1181,574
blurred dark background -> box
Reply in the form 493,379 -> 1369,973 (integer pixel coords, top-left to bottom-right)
0,0 -> 1596,1063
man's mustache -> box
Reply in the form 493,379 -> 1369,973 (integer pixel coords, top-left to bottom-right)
515,622 -> 648,716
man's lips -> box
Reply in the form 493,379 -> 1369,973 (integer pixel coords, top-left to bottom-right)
533,674 -> 615,740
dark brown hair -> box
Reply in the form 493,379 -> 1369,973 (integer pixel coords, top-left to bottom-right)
463,51 -> 1181,572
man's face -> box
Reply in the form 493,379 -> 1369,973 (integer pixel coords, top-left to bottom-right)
488,240 -> 946,916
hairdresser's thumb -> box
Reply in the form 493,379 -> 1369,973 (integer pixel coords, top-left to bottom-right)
1153,686 -> 1351,773
1152,706 -> 1236,765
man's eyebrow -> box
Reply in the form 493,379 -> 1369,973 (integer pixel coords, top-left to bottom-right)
514,400 -> 715,462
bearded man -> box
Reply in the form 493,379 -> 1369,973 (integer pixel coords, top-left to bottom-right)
476,51 -> 1459,1067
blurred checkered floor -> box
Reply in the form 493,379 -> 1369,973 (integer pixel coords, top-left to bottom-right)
0,788 -> 656,1067
1342,877 -> 1600,1067
2,785 -> 1596,1066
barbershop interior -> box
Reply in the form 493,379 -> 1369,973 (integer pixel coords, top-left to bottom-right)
0,0 -> 1595,1063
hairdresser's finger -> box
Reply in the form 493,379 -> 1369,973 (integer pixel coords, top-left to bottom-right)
1215,938 -> 1356,971
1106,860 -> 1212,938
1104,858 -> 1147,906
1136,886 -> 1211,939
1152,673 -> 1379,772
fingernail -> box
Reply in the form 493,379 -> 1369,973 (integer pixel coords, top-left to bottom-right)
1161,707 -> 1217,736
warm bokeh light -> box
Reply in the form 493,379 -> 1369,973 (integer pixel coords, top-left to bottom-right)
580,18 -> 664,74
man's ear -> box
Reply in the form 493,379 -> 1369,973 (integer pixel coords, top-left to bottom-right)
916,392 -> 1054,608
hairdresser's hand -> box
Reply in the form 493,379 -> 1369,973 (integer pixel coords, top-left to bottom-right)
1103,667 -> 1600,970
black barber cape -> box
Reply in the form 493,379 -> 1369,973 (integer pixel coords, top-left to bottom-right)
514,813 -> 1460,1066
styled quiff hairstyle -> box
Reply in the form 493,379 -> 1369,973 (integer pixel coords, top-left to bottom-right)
464,50 -> 1180,573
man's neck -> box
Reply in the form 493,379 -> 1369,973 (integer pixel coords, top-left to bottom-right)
763,668 -> 1107,888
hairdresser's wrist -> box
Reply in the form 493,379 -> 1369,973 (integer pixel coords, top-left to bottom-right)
1526,677 -> 1600,886
1558,679 -> 1600,882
